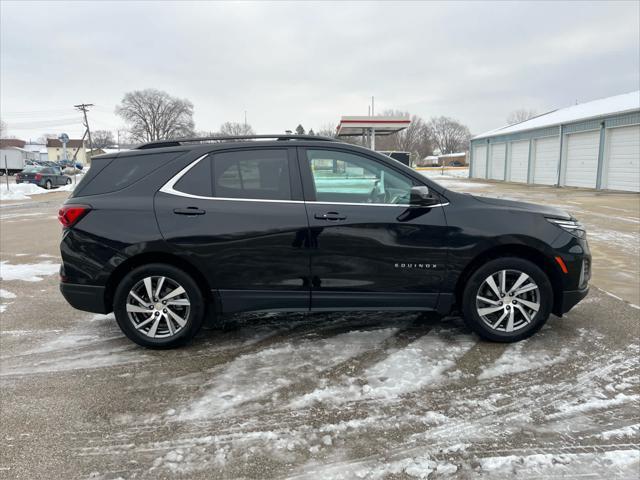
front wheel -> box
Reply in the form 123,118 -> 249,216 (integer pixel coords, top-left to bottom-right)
66,178 -> 72,185
113,264 -> 205,348
462,257 -> 553,342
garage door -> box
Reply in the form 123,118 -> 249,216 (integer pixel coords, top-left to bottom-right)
533,136 -> 560,185
473,145 -> 487,178
564,130 -> 600,188
489,143 -> 506,180
604,125 -> 640,192
509,140 -> 529,183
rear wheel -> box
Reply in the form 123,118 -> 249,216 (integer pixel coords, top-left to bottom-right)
45,180 -> 52,189
113,264 -> 205,348
462,257 -> 552,342
66,177 -> 72,185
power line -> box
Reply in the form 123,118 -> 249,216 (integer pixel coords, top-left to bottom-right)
74,103 -> 94,155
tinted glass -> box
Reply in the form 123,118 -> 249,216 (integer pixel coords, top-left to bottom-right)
213,149 -> 290,200
23,166 -> 43,173
173,156 -> 212,197
42,168 -> 53,174
76,152 -> 184,197
307,149 -> 413,204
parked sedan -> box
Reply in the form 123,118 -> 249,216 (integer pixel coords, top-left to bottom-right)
16,166 -> 72,189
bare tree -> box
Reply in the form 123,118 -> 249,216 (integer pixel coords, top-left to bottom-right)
219,122 -> 255,137
91,130 -> 115,149
375,110 -> 434,161
316,123 -> 337,138
506,108 -> 537,125
116,89 -> 195,142
427,116 -> 471,155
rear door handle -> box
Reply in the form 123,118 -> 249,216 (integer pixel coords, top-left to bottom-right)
173,207 -> 206,216
314,212 -> 346,221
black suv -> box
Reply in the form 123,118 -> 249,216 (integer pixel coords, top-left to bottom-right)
59,135 -> 590,348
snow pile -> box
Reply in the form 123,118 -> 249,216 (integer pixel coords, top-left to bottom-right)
0,182 -> 75,201
0,261 -> 60,281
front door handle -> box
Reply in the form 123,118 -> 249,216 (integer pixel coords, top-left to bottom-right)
314,212 -> 346,221
173,207 -> 206,216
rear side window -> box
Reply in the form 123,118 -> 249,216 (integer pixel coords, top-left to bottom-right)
75,152 -> 185,197
173,157 -> 212,197
213,149 -> 290,200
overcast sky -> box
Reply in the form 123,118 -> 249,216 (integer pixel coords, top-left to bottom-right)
1,0 -> 638,142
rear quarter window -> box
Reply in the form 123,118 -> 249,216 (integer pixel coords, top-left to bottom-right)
74,151 -> 186,197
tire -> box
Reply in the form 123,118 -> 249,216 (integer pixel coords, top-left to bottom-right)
113,263 -> 205,348
66,178 -> 72,185
461,257 -> 553,342
45,180 -> 52,190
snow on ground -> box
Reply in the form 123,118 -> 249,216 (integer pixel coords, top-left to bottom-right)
179,327 -> 399,420
289,328 -> 475,407
0,180 -> 77,201
0,288 -> 16,299
0,260 -> 60,281
419,168 -> 494,191
478,338 -> 572,379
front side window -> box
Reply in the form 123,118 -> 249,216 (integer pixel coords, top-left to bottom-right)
213,149 -> 290,200
307,149 -> 413,204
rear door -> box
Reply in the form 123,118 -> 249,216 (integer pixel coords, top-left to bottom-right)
154,147 -> 311,313
299,147 -> 448,311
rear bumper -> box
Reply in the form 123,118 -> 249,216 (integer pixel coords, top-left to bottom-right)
60,282 -> 109,314
560,286 -> 589,314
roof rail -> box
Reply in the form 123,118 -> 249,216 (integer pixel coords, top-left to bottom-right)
136,134 -> 340,150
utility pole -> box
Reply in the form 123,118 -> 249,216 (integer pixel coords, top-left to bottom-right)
74,103 -> 94,163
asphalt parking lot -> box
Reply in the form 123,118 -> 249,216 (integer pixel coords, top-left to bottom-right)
1,182 -> 639,479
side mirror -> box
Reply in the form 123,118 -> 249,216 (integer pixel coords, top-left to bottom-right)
409,186 -> 439,207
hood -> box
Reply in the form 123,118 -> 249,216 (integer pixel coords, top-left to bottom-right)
471,195 -> 572,219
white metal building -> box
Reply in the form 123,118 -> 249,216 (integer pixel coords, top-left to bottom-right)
470,91 -> 640,192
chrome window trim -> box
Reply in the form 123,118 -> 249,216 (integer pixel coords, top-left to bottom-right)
306,201 -> 449,208
159,153 -> 304,204
159,154 -> 449,208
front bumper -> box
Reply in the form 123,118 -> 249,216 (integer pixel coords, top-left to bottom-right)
560,286 -> 589,314
60,282 -> 109,314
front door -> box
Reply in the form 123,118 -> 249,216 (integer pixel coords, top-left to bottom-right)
155,147 -> 311,313
299,147 -> 448,311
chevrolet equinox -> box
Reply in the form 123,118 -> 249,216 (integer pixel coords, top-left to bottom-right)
59,135 -> 590,348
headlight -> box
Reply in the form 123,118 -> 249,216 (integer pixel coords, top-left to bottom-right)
547,217 -> 586,239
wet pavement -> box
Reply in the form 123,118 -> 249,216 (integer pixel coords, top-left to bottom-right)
1,185 -> 639,479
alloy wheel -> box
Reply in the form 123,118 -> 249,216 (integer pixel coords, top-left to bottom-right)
126,276 -> 191,338
475,269 -> 540,333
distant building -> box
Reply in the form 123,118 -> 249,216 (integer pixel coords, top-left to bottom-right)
0,139 -> 26,149
23,142 -> 49,162
46,138 -> 88,164
470,91 -> 640,192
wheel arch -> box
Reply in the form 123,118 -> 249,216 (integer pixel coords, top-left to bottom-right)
104,252 -> 213,312
454,244 -> 564,316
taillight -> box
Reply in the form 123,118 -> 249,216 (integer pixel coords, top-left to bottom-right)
35,173 -> 42,181
58,204 -> 91,228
